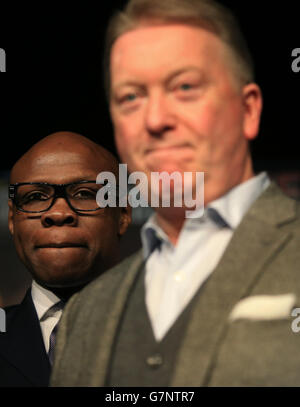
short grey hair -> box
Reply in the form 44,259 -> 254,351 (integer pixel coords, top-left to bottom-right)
104,0 -> 255,98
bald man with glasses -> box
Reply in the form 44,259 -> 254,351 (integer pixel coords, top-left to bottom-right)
0,132 -> 131,387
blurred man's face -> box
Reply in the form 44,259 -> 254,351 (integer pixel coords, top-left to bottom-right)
8,141 -> 130,288
110,24 -> 262,205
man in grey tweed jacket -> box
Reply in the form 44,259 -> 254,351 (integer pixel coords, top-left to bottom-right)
51,0 -> 300,386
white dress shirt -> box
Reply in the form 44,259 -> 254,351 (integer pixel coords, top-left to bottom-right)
31,281 -> 62,352
141,172 -> 271,341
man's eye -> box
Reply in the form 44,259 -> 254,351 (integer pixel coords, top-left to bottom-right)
23,192 -> 49,202
179,83 -> 193,91
123,93 -> 137,102
73,189 -> 97,200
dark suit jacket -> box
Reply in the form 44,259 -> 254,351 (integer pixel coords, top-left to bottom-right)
51,182 -> 300,386
0,289 -> 50,387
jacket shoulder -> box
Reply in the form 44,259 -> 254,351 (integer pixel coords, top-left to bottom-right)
248,181 -> 300,230
83,249 -> 143,296
61,250 -> 143,325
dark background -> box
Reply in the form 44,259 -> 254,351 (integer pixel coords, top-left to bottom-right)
0,0 -> 299,171
0,0 -> 299,306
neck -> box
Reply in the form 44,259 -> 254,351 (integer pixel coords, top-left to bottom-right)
155,207 -> 187,245
38,284 -> 85,302
154,162 -> 256,245
51,285 -> 86,302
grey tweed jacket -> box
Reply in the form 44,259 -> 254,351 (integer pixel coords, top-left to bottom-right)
51,182 -> 300,386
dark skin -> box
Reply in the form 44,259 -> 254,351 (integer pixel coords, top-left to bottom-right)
8,132 -> 131,301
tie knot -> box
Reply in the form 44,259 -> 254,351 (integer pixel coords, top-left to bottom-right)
41,300 -> 65,321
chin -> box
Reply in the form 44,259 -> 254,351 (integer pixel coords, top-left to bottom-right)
145,163 -> 181,174
37,275 -> 89,290
32,264 -> 92,288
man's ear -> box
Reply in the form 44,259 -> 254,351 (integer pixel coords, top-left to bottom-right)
242,83 -> 263,141
118,205 -> 132,237
8,200 -> 15,237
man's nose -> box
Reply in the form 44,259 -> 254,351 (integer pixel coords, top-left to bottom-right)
144,92 -> 176,137
41,198 -> 78,227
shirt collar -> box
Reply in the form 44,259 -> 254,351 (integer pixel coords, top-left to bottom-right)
141,172 -> 271,259
141,216 -> 168,260
207,172 -> 270,229
31,280 -> 61,321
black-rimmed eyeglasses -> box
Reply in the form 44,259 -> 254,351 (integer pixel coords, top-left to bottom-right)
8,181 -> 109,213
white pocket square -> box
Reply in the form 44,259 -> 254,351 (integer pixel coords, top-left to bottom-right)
229,294 -> 297,322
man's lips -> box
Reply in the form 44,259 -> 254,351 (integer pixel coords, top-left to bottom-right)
35,242 -> 88,249
145,143 -> 193,154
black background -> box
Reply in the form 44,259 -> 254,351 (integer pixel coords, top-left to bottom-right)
0,0 -> 299,172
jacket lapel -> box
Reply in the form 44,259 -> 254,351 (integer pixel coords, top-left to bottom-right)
0,289 -> 50,386
170,182 -> 297,386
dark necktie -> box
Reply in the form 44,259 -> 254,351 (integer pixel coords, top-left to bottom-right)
44,301 -> 65,365
48,322 -> 59,365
